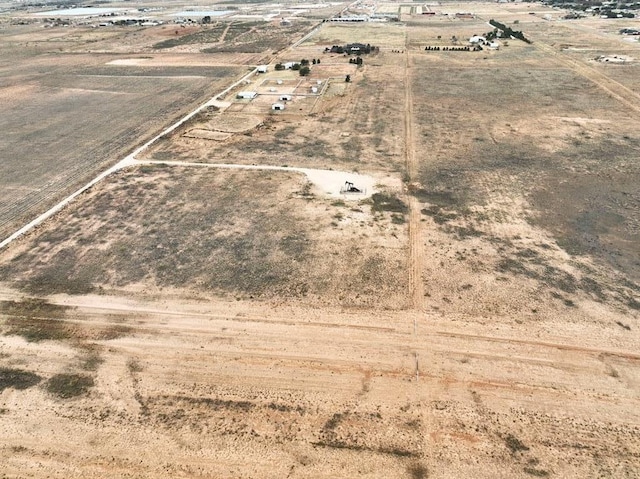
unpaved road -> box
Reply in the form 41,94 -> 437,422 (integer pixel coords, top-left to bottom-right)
1,288 -> 639,478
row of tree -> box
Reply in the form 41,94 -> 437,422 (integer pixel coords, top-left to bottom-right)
489,19 -> 531,43
425,46 -> 478,51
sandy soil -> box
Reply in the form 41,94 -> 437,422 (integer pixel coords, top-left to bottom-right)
1,2 -> 640,478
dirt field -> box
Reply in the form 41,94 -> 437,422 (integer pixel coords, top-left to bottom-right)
1,2 -> 640,478
0,23 -> 245,241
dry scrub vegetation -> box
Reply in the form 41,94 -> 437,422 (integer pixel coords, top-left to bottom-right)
0,166 -> 407,308
1,4 -> 640,478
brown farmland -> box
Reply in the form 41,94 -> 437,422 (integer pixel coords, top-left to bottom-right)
1,2 -> 639,478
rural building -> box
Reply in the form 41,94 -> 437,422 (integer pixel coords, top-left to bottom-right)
345,43 -> 367,54
279,94 -> 292,101
283,62 -> 295,69
310,86 -> 318,93
272,103 -> 285,110
469,35 -> 486,44
237,91 -> 257,99
257,65 -> 268,73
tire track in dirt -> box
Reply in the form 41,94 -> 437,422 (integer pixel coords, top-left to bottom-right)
404,49 -> 424,312
532,37 -> 640,116
404,43 -> 433,473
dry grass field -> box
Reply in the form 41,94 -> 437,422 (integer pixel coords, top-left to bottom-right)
1,2 -> 640,478
0,22 -> 245,241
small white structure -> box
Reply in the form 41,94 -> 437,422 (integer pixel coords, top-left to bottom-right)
311,86 -> 318,93
316,80 -> 322,85
257,65 -> 268,73
469,35 -> 486,44
488,42 -> 500,50
237,91 -> 257,99
269,87 -> 276,92
279,94 -> 292,101
276,79 -> 283,85
283,62 -> 295,69
272,103 -> 285,110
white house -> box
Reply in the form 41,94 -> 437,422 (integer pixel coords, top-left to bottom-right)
257,65 -> 268,73
272,103 -> 285,110
237,91 -> 257,99
279,94 -> 293,101
310,86 -> 318,93
469,35 -> 486,44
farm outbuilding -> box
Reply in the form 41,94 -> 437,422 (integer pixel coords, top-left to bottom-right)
279,94 -> 293,101
272,103 -> 285,110
237,91 -> 257,99
257,65 -> 268,73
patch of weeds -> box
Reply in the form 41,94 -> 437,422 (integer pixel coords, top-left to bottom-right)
158,395 -> 255,412
516,248 -> 539,259
407,462 -> 429,479
504,433 -> 529,453
80,351 -> 104,372
627,297 -> 640,310
4,315 -> 74,343
371,193 -> 408,214
447,225 -> 484,239
331,200 -> 346,207
97,325 -> 132,340
580,277 -> 607,302
3,299 -> 132,343
20,250 -> 97,294
378,447 -> 418,457
523,467 -> 549,477
0,298 -> 69,319
616,321 -> 631,331
46,373 -> 94,399
0,368 -> 42,392
324,412 -> 348,431
421,206 -> 458,224
127,359 -> 143,373
391,213 -> 406,224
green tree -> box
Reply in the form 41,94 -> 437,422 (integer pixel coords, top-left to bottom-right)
299,66 -> 310,76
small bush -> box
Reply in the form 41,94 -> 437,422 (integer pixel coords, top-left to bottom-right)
46,373 -> 94,399
0,368 -> 41,392
371,193 -> 408,213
